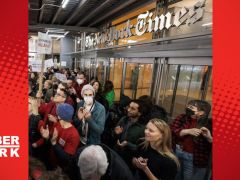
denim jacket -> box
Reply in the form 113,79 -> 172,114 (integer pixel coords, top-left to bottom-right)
73,100 -> 106,145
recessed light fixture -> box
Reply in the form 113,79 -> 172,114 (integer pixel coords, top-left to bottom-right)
61,0 -> 70,9
202,22 -> 212,27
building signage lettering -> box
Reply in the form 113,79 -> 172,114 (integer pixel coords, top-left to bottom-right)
85,0 -> 205,48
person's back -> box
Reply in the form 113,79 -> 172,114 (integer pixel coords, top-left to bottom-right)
103,80 -> 115,108
138,95 -> 168,124
77,144 -> 134,180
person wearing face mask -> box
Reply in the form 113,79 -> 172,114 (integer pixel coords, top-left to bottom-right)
73,84 -> 106,145
73,72 -> 87,102
171,100 -> 212,180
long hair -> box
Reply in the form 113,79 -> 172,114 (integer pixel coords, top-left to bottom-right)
103,80 -> 114,94
142,118 -> 180,168
91,80 -> 102,94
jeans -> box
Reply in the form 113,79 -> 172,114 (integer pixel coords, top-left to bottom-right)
175,145 -> 193,180
175,145 -> 207,180
193,168 -> 207,180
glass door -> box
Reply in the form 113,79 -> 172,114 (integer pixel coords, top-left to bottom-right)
108,58 -> 124,101
157,58 -> 212,119
96,57 -> 108,85
82,58 -> 96,82
123,58 -> 154,100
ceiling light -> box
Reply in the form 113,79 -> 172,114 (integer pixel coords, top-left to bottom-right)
48,34 -> 65,38
202,22 -> 212,27
61,0 -> 70,9
127,40 -> 137,43
64,31 -> 69,36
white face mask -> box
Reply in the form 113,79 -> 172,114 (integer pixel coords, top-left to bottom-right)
84,96 -> 93,105
77,79 -> 84,85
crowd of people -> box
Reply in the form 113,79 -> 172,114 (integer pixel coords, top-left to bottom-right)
29,66 -> 212,180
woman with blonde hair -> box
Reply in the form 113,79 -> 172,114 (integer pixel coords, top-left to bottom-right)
132,118 -> 179,180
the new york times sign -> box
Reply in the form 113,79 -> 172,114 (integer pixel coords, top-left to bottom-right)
85,0 -> 206,48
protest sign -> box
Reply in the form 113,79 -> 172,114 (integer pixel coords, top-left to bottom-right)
37,32 -> 52,54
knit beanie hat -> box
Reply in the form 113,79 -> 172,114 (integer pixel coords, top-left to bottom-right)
81,84 -> 95,97
57,103 -> 74,121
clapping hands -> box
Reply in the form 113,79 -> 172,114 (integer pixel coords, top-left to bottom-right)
51,127 -> 58,145
78,107 -> 92,121
133,157 -> 148,170
40,125 -> 50,139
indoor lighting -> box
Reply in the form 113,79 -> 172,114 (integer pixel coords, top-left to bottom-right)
202,22 -> 212,27
61,0 -> 70,9
64,31 -> 69,36
48,34 -> 65,38
127,40 -> 137,43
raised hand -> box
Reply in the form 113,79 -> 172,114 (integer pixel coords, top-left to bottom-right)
201,127 -> 212,142
84,110 -> 92,120
51,127 -> 58,145
48,114 -> 58,123
117,140 -> 128,148
78,107 -> 85,120
114,126 -> 123,134
136,157 -> 148,170
187,128 -> 202,137
40,125 -> 49,139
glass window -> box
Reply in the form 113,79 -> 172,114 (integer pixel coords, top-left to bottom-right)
136,64 -> 153,98
172,65 -> 212,118
96,58 -> 106,85
161,65 -> 178,113
205,69 -> 212,115
172,65 -> 192,117
124,63 -> 139,99
109,58 -> 124,101
187,66 -> 208,101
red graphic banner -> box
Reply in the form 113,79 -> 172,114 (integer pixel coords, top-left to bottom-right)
213,0 -> 240,180
0,0 -> 239,179
0,1 -> 28,179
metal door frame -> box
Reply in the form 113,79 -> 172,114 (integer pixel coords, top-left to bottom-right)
154,57 -> 212,117
121,58 -> 155,99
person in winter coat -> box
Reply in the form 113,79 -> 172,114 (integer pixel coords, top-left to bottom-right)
77,144 -> 134,180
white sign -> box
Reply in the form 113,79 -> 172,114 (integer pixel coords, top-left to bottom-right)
31,60 -> 42,72
28,58 -> 35,66
61,61 -> 67,67
55,73 -> 67,82
45,59 -> 54,69
37,32 -> 52,54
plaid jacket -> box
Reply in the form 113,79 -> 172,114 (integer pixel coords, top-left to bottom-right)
171,114 -> 212,167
